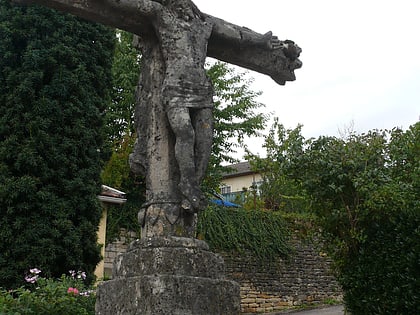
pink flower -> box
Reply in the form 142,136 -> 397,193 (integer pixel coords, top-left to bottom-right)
69,270 -> 87,280
29,268 -> 41,274
25,268 -> 41,283
79,290 -> 93,297
25,275 -> 38,283
67,287 -> 79,295
79,271 -> 87,280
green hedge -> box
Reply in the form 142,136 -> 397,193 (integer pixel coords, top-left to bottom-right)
339,209 -> 420,315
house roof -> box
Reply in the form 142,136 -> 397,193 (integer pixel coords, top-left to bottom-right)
98,185 -> 127,205
222,161 -> 255,179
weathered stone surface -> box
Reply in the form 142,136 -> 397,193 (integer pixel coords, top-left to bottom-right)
130,236 -> 209,250
221,237 -> 343,312
15,0 -> 302,84
96,275 -> 240,315
96,236 -> 240,315
113,237 -> 225,279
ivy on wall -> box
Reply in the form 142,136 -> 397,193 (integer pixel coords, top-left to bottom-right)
197,205 -> 292,261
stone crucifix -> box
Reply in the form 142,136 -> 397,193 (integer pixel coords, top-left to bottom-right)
18,0 -> 302,237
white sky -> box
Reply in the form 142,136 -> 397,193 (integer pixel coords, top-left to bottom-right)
195,0 -> 420,158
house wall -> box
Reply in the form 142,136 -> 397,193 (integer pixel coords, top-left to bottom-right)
222,173 -> 262,193
95,207 -> 107,280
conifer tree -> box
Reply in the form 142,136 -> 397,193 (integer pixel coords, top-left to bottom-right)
0,1 -> 114,288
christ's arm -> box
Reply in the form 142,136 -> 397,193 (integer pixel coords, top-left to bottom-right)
13,0 -> 301,84
13,0 -> 161,35
207,15 -> 281,50
205,14 -> 302,85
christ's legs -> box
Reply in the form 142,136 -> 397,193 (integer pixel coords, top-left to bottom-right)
191,107 -> 213,183
167,106 -> 206,212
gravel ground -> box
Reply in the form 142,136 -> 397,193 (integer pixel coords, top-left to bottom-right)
265,305 -> 345,315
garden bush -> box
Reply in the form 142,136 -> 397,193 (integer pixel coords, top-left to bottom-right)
250,122 -> 419,314
339,208 -> 420,315
0,268 -> 96,315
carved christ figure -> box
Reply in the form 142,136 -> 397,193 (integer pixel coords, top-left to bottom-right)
16,0 -> 302,234
126,0 -> 298,213
129,0 -> 215,213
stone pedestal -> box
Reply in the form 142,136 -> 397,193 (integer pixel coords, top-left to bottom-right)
96,237 -> 240,315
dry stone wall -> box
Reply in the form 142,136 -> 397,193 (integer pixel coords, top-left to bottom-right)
103,229 -> 137,278
220,238 -> 342,313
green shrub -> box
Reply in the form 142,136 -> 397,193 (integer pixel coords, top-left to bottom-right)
339,209 -> 420,315
0,268 -> 96,315
290,124 -> 420,314
251,122 -> 420,314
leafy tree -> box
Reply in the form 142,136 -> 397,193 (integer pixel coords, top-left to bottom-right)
101,133 -> 144,243
105,30 -> 140,143
252,121 -> 420,314
206,61 -> 267,192
0,2 -> 115,288
101,31 -> 144,242
248,118 -> 310,212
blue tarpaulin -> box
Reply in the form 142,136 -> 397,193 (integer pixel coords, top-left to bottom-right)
210,199 -> 240,208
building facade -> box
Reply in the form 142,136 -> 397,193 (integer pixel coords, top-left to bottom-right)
221,162 -> 262,203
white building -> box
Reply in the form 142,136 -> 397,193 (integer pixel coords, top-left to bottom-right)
220,162 -> 262,203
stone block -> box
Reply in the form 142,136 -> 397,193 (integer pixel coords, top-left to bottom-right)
113,239 -> 225,279
242,307 -> 257,313
96,275 -> 240,315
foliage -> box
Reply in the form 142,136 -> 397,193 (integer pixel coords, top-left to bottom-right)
197,205 -> 292,261
101,135 -> 144,243
294,126 -> 419,263
339,208 -> 419,314
105,30 -> 140,143
101,30 -> 144,243
204,62 -> 267,192
0,268 -> 95,315
329,124 -> 419,315
0,2 -> 115,288
241,185 -> 265,211
252,120 -> 420,314
248,118 -> 311,212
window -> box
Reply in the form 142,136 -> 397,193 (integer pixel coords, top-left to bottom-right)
252,181 -> 263,195
221,185 -> 232,194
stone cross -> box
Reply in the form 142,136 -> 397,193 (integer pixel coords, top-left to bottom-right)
17,0 -> 302,238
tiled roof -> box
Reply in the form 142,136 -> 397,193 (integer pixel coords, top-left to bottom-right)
223,161 -> 254,178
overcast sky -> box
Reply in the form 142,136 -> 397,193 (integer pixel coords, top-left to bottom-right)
195,0 -> 420,158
